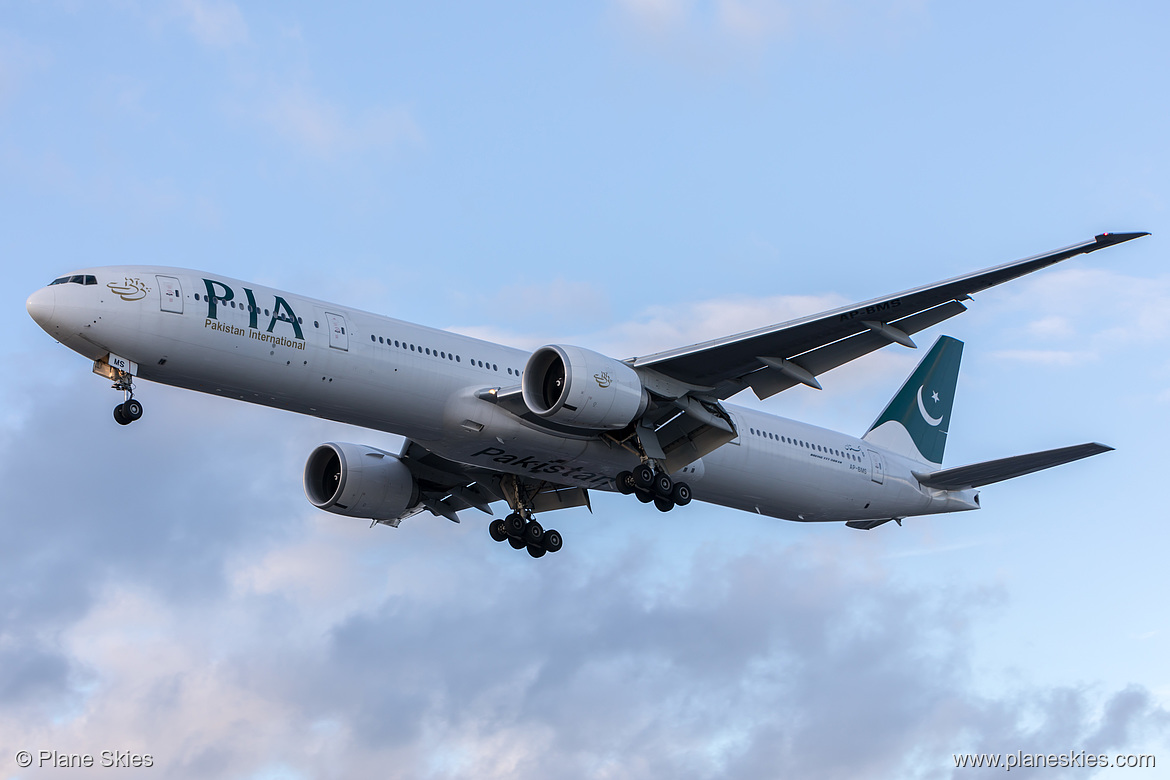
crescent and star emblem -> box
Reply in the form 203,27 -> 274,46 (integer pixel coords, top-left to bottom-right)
916,385 -> 944,426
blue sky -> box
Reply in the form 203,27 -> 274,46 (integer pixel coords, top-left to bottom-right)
2,2 -> 1168,778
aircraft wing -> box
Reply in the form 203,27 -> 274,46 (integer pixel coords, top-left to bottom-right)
396,440 -> 591,524
631,233 -> 1147,400
912,442 -> 1113,491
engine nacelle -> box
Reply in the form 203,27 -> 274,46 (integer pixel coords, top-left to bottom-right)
521,345 -> 648,430
303,442 -> 420,521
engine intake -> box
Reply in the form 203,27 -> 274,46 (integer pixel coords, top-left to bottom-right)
522,345 -> 647,430
304,442 -> 420,521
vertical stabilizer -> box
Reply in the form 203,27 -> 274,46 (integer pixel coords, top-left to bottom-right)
862,336 -> 963,467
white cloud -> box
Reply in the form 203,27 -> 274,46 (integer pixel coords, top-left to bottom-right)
450,291 -> 850,360
1025,314 -> 1075,339
261,87 -> 423,159
173,0 -> 248,48
494,279 -> 614,327
988,349 -> 1089,366
980,268 -> 1170,349
612,0 -> 928,51
616,0 -> 694,32
0,31 -> 51,112
3,529 -> 1166,778
717,0 -> 792,42
600,292 -> 849,357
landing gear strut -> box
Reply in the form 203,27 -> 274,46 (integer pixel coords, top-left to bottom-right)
488,478 -> 564,559
111,371 -> 143,426
616,464 -> 691,512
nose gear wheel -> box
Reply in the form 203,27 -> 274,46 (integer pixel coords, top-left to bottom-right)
108,365 -> 143,425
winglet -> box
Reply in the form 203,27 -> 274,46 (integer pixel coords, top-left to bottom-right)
1094,232 -> 1149,247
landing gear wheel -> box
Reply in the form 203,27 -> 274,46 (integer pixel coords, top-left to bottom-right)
489,519 -> 508,542
654,473 -> 673,498
635,489 -> 653,503
122,398 -> 143,421
527,545 -> 546,558
616,471 -> 636,495
654,496 -> 674,512
542,529 -> 563,553
113,404 -> 129,425
523,520 -> 545,546
633,464 -> 655,490
505,513 -> 526,538
671,481 -> 692,506
508,536 -> 526,550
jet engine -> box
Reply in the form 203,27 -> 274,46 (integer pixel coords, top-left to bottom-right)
521,345 -> 648,429
303,442 -> 420,521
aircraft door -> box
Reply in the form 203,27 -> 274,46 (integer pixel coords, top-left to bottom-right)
325,312 -> 349,351
157,275 -> 183,314
867,450 -> 885,484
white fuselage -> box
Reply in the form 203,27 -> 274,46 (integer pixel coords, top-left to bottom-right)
27,267 -> 979,524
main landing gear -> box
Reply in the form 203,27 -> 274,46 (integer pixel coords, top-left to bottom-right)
488,512 -> 563,559
615,463 -> 692,512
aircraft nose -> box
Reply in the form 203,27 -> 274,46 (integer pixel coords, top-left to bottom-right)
26,286 -> 57,331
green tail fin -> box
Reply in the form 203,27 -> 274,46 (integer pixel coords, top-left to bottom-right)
862,336 -> 964,466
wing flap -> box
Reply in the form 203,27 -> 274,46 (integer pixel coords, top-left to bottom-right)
746,299 -> 969,400
913,442 -> 1114,490
398,439 -> 593,522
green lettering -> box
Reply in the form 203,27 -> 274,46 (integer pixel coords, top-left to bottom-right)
267,296 -> 304,340
202,279 -> 233,320
243,287 -> 259,330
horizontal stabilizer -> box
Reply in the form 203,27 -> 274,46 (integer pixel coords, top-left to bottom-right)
913,442 -> 1113,490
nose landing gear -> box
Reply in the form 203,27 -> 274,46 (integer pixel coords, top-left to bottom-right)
108,366 -> 143,426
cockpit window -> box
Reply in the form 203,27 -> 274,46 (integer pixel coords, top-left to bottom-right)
48,275 -> 98,286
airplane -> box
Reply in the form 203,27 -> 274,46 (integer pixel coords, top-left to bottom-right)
25,232 -> 1147,558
